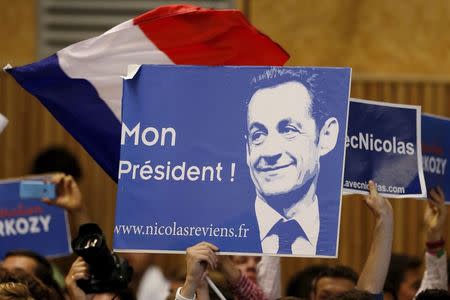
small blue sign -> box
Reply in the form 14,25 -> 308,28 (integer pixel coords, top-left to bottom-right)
114,65 -> 351,257
343,99 -> 426,198
422,113 -> 450,203
0,181 -> 71,258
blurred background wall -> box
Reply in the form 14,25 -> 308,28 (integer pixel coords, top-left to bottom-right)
1,0 -> 449,294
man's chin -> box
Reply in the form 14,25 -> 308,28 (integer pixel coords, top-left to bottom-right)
259,186 -> 296,197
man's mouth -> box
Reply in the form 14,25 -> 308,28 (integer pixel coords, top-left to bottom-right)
255,162 -> 294,172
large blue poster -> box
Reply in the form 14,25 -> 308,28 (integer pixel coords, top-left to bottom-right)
114,66 -> 351,257
422,113 -> 450,203
0,181 -> 71,258
343,99 -> 426,198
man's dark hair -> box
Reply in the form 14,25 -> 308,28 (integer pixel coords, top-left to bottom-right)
416,289 -> 450,300
329,289 -> 375,300
383,254 -> 422,300
4,250 -> 64,299
31,146 -> 82,181
248,68 -> 331,132
286,264 -> 328,298
314,265 -> 358,293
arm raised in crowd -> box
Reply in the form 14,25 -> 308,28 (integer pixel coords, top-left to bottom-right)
415,186 -> 448,296
42,173 -> 91,232
356,180 -> 394,294
177,242 -> 218,300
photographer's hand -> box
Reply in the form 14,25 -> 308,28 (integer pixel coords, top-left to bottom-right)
65,257 -> 93,300
42,173 -> 91,231
180,242 -> 218,299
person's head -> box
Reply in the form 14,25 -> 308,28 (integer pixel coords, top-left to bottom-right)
0,267 -> 51,300
230,255 -> 261,283
313,265 -> 358,300
31,146 -> 82,181
3,250 -> 53,286
415,289 -> 450,300
383,254 -> 422,300
0,282 -> 35,300
2,250 -> 63,299
246,69 -> 339,203
286,264 -> 328,299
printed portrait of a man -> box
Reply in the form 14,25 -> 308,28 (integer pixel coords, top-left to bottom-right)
245,69 -> 340,255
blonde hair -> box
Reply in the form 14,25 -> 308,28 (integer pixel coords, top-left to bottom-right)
0,282 -> 35,300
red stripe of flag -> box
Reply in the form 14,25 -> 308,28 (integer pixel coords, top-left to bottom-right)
133,5 -> 289,66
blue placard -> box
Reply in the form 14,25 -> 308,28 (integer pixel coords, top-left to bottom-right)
114,65 -> 351,257
0,181 -> 71,258
343,99 -> 426,198
422,113 -> 450,202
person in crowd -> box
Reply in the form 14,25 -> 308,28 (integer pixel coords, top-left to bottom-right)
286,265 -> 328,299
230,255 -> 281,299
384,186 -> 448,300
0,267 -> 51,299
413,186 -> 448,298
2,250 -> 63,299
65,256 -> 135,300
313,266 -> 358,300
312,180 -> 393,300
383,255 -> 422,300
31,146 -> 82,182
175,241 -> 268,300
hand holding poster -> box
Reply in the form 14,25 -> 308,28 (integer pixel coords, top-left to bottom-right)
0,180 -> 71,258
343,99 -> 426,198
114,66 -> 351,257
422,113 -> 450,203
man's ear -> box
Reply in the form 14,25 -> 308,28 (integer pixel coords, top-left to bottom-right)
318,117 -> 339,156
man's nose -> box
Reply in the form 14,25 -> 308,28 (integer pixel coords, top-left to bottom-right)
258,133 -> 284,159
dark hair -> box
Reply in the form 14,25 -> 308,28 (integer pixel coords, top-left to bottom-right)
248,67 -> 331,131
383,254 -> 422,300
329,289 -> 374,300
4,250 -> 63,300
416,289 -> 450,300
0,267 -> 51,300
286,264 -> 328,298
314,265 -> 358,293
31,146 -> 82,181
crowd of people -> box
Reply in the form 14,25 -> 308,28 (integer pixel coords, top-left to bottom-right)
0,146 -> 449,300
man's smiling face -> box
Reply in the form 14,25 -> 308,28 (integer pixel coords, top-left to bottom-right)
246,81 -> 321,198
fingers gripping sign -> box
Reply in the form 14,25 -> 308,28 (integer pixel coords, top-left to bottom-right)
181,242 -> 219,299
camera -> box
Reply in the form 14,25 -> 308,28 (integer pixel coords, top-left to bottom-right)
72,223 -> 133,294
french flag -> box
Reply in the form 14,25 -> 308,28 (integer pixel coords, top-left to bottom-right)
5,5 -> 289,181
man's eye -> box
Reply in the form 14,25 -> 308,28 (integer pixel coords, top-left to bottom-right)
280,125 -> 300,138
250,131 -> 266,145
